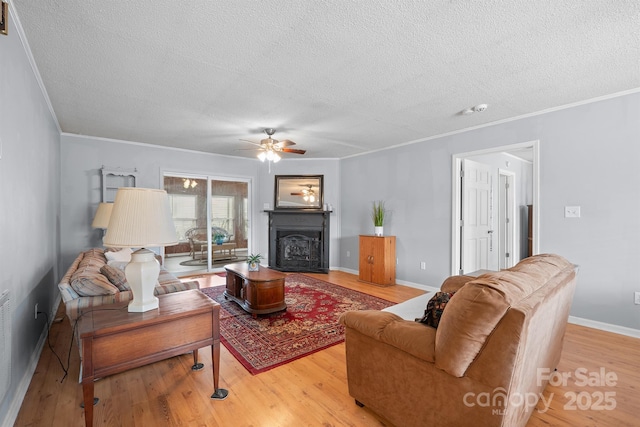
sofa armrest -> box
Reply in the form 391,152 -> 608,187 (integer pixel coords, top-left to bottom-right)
58,282 -> 80,305
154,279 -> 200,296
339,310 -> 436,363
440,275 -> 476,293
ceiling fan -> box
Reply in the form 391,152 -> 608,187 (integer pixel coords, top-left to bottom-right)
240,128 -> 306,163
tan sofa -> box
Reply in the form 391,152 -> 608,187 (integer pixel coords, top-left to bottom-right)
58,248 -> 200,322
339,254 -> 577,427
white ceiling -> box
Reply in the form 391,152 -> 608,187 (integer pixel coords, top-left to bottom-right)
11,0 -> 640,159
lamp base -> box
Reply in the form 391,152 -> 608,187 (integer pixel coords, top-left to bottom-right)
125,248 -> 160,312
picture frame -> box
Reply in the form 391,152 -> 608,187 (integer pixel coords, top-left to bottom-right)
274,175 -> 323,209
0,2 -> 8,36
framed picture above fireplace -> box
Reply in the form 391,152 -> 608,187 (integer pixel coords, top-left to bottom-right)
274,175 -> 324,209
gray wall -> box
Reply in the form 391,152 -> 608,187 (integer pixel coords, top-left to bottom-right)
0,9 -> 61,424
60,135 -> 341,271
340,93 -> 640,330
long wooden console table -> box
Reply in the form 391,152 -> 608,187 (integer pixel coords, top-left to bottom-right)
78,290 -> 227,427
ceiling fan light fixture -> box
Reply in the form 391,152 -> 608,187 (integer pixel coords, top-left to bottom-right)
273,153 -> 281,163
258,152 -> 267,162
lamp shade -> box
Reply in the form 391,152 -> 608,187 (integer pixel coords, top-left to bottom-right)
91,202 -> 113,229
104,188 -> 178,248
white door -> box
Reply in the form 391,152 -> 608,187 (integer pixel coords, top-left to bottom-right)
461,159 -> 493,274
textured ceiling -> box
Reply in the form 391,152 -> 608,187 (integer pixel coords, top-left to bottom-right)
11,0 -> 640,159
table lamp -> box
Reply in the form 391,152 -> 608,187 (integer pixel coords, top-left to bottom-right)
91,202 -> 113,228
103,188 -> 178,312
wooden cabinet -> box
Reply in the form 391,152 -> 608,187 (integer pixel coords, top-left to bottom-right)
359,235 -> 396,286
224,263 -> 287,318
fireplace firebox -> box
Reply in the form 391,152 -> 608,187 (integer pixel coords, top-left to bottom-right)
267,210 -> 330,273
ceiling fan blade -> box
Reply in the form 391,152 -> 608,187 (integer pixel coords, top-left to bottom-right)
239,139 -> 263,147
281,148 -> 306,155
276,139 -> 296,147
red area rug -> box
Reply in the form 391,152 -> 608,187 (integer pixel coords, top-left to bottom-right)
200,274 -> 392,375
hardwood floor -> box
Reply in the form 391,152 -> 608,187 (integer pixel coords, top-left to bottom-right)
15,271 -> 640,426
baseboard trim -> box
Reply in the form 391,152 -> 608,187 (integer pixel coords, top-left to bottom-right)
334,268 -> 640,338
1,310 -> 53,427
568,316 -> 640,339
1,297 -> 61,427
332,267 -> 439,292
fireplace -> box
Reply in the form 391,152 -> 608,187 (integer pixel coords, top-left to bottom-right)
267,210 -> 330,273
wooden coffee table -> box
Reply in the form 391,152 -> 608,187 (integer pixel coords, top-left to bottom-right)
78,290 -> 228,427
224,263 -> 287,317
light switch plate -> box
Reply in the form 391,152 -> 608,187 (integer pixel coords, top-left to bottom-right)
564,206 -> 581,218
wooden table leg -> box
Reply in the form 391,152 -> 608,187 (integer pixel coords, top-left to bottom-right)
192,348 -> 204,371
210,339 -> 228,400
82,380 -> 94,427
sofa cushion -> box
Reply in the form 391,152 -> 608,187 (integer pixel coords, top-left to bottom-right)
435,254 -> 574,377
100,264 -> 130,291
68,249 -> 118,296
415,291 -> 455,328
440,275 -> 476,293
71,265 -> 118,296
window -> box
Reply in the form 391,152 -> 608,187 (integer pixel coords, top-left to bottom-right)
168,194 -> 197,240
211,196 -> 234,234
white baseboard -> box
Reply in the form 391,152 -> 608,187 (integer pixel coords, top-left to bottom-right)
332,267 -> 439,292
2,321 -> 48,427
568,315 -> 640,339
1,297 -> 61,427
333,268 -> 640,338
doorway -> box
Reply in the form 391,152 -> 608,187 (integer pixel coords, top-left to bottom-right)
162,174 -> 251,276
451,141 -> 539,275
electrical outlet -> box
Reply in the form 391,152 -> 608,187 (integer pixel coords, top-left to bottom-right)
34,303 -> 38,320
346,251 -> 350,257
564,206 -> 581,218
635,292 -> 640,305
420,261 -> 426,270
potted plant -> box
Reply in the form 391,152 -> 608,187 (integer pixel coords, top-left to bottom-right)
371,200 -> 386,236
247,253 -> 262,271
213,231 -> 226,245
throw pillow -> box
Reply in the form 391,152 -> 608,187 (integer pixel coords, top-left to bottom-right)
70,271 -> 119,296
104,247 -> 132,262
415,291 -> 455,329
107,260 -> 129,271
100,264 -> 130,291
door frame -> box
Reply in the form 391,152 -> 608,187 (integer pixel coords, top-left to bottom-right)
451,140 -> 540,275
498,169 -> 516,269
160,170 -> 253,272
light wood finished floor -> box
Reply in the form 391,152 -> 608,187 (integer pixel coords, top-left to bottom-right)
15,271 -> 640,426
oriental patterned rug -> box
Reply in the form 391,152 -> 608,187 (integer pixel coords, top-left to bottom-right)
200,274 -> 393,375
